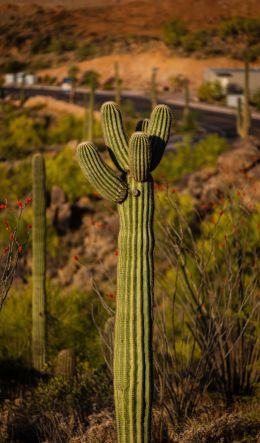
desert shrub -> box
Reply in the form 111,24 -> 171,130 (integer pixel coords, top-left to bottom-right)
178,111 -> 198,133
0,285 -> 32,362
198,81 -> 224,103
181,32 -> 205,53
38,74 -> 57,85
1,59 -> 27,74
31,34 -> 52,54
47,114 -> 83,144
30,58 -> 52,71
49,38 -> 76,54
0,160 -> 32,202
252,87 -> 260,111
157,192 -> 260,401
154,134 -> 229,184
8,115 -> 42,153
76,43 -> 98,61
80,70 -> 100,88
47,284 -> 105,366
46,146 -> 92,201
4,367 -> 112,443
0,280 -> 105,368
163,19 -> 189,47
217,17 -> 260,40
248,43 -> 260,61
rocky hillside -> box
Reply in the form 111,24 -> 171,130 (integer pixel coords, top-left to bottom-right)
18,137 -> 259,293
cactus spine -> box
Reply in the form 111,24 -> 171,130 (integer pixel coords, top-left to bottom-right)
32,154 -> 46,371
237,58 -> 250,139
77,101 -> 172,443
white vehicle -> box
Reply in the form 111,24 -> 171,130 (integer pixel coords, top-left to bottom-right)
61,77 -> 72,91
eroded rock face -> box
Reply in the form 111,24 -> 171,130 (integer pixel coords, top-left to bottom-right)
187,137 -> 260,207
49,186 -> 72,233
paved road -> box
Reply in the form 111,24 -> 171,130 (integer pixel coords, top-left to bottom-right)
4,85 -> 260,140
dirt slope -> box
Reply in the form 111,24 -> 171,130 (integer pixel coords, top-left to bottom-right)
39,45 -> 251,91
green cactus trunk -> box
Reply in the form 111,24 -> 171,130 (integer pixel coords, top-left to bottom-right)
77,101 -> 172,443
32,153 -> 46,372
115,176 -> 154,442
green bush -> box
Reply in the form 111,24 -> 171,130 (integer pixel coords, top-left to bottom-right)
252,88 -> 260,111
0,160 -> 32,201
180,32 -> 205,53
9,115 -> 42,153
154,134 -> 229,183
49,38 -> 76,54
218,18 -> 260,39
46,146 -> 92,201
31,34 -> 52,54
163,19 -> 189,47
47,115 -> 83,145
80,70 -> 100,88
198,81 -> 224,103
1,59 -> 27,74
0,280 -> 105,368
0,285 -> 32,362
76,43 -> 98,61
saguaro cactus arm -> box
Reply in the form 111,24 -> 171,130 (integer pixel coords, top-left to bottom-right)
77,142 -> 128,203
101,102 -> 129,172
148,104 -> 172,170
136,118 -> 150,133
129,132 -> 151,182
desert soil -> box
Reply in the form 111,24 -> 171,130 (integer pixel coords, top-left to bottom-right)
38,45 -> 254,91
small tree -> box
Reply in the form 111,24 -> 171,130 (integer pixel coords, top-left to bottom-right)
68,65 -> 79,104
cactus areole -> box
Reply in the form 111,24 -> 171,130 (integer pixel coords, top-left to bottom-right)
77,102 -> 172,443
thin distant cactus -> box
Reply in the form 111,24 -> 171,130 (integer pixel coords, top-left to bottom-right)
237,58 -> 251,139
77,101 -> 172,442
114,62 -> 121,106
32,153 -> 47,372
150,67 -> 158,110
183,78 -> 190,119
86,76 -> 96,142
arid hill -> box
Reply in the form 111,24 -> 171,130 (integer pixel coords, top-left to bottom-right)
0,0 -> 260,43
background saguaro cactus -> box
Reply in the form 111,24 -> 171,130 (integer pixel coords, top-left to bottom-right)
114,61 -> 121,106
77,101 -> 172,442
32,153 -> 47,372
237,57 -> 251,139
150,67 -> 158,110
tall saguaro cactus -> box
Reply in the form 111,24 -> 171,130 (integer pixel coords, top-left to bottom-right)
77,101 -> 172,442
32,153 -> 47,371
